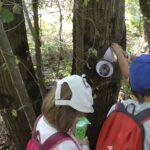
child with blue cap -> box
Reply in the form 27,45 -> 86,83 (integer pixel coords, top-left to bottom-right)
109,43 -> 150,149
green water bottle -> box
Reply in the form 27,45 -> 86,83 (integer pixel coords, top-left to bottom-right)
75,117 -> 91,140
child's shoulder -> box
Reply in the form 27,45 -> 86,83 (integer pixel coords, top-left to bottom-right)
107,99 -> 138,116
55,140 -> 79,150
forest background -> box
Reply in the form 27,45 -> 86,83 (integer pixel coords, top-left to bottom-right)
0,0 -> 150,149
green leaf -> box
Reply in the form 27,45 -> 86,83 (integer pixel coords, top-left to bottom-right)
88,48 -> 98,57
93,94 -> 97,100
11,109 -> 18,117
15,57 -> 20,64
13,3 -> 21,14
0,8 -> 14,23
84,0 -> 89,7
0,2 -> 3,10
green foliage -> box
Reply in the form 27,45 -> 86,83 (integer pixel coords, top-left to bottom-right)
15,57 -> 20,65
88,48 -> 97,57
125,0 -> 144,54
11,109 -> 17,117
84,0 -> 90,7
121,77 -> 131,98
120,0 -> 144,99
0,2 -> 3,9
27,0 -> 73,85
12,3 -> 21,14
0,1 -> 21,23
26,0 -> 145,93
0,8 -> 14,23
41,41 -> 72,83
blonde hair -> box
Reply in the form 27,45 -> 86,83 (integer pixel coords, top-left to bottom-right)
42,83 -> 79,132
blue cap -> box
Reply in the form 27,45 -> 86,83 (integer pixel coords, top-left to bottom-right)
130,54 -> 150,94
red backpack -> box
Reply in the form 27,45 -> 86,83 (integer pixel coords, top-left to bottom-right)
96,102 -> 150,150
26,115 -> 79,150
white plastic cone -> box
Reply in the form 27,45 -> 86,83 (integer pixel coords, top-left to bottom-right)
96,60 -> 113,78
103,47 -> 117,62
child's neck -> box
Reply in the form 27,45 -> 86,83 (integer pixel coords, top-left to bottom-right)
144,96 -> 150,103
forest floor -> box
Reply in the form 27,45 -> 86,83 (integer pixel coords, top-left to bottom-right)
0,115 -> 15,150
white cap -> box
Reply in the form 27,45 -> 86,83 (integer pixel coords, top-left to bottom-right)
55,75 -> 94,113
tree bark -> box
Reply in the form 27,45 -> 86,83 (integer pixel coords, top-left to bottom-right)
0,21 -> 36,149
139,0 -> 150,52
73,0 -> 126,149
32,0 -> 46,97
72,0 -> 85,74
4,0 -> 42,115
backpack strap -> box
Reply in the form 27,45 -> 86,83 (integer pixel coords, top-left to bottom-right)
32,115 -> 80,150
42,132 -> 80,150
135,108 -> 150,124
115,102 -> 126,112
32,114 -> 42,139
115,102 -> 137,113
135,107 -> 150,150
114,102 -> 146,150
27,114 -> 42,150
115,102 -> 150,123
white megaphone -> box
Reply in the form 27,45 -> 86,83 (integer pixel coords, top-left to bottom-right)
96,47 -> 117,78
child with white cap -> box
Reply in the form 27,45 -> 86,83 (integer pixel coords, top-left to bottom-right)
27,75 -> 94,150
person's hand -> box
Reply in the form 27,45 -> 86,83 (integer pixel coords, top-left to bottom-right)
80,136 -> 89,146
111,43 -> 129,78
111,43 -> 125,57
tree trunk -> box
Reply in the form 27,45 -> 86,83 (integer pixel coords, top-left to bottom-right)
139,0 -> 150,52
72,0 -> 85,74
0,21 -> 36,149
4,0 -> 42,115
32,0 -> 46,97
73,0 -> 126,149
